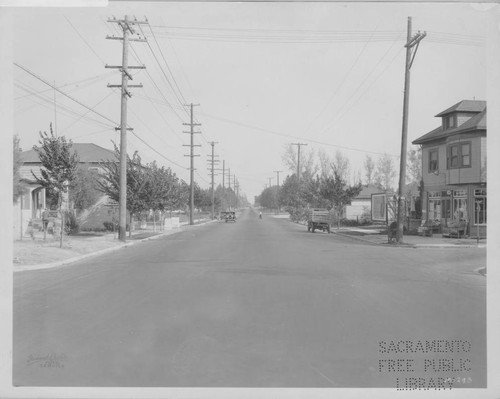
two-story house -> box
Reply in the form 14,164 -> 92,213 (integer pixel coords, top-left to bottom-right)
412,100 -> 486,238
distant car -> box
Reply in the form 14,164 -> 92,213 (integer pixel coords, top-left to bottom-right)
221,211 -> 236,223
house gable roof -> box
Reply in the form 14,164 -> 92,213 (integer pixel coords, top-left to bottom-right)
355,184 -> 384,199
20,143 -> 116,164
435,100 -> 486,117
412,108 -> 486,145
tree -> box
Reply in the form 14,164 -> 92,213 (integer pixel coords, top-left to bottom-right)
318,166 -> 362,229
278,174 -> 306,220
145,161 -> 184,224
69,164 -> 101,214
374,153 -> 397,191
364,155 -> 375,185
281,143 -> 318,177
318,148 -> 331,178
13,135 -> 27,203
97,145 -> 149,237
32,126 -> 79,247
406,148 -> 422,183
333,150 -> 350,182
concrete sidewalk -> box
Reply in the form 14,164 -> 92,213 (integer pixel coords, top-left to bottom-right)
272,215 -> 487,249
13,219 -> 215,273
330,226 -> 487,249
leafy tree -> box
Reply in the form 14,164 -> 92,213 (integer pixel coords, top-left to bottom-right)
97,145 -> 149,237
318,148 -> 331,178
406,148 -> 422,183
257,185 -> 280,211
364,155 -> 375,185
333,150 -> 350,182
374,153 -> 397,191
278,174 -> 310,222
146,161 -> 184,220
281,143 -> 318,177
32,125 -> 79,247
318,166 -> 362,229
69,164 -> 101,214
13,135 -> 27,203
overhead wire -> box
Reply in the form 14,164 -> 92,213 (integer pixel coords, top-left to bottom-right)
15,62 -> 118,126
145,22 -> 189,108
14,81 -> 115,130
65,16 -> 107,65
302,24 -> 380,137
315,31 -> 404,137
199,111 -> 399,158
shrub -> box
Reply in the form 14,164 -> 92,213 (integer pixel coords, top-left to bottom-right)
103,221 -> 116,231
64,210 -> 80,235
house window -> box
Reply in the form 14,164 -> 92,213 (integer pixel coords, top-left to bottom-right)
444,115 -> 455,129
428,149 -> 438,173
461,143 -> 470,166
447,142 -> 471,169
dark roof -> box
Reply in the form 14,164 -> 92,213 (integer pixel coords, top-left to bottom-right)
435,100 -> 486,117
412,108 -> 486,145
356,184 -> 384,199
20,143 -> 116,163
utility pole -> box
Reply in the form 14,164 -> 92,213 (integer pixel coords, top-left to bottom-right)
233,174 -> 237,209
207,141 -> 219,219
106,15 -> 147,242
291,143 -> 308,180
235,179 -> 240,209
227,167 -> 231,211
274,170 -> 282,213
268,177 -> 273,187
183,103 -> 201,225
222,160 -> 226,211
396,17 -> 426,243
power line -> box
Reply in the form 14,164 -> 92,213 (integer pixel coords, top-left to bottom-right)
129,43 -> 186,124
14,81 -> 115,129
199,111 -> 399,158
65,16 -> 107,65
138,23 -> 191,117
15,62 -> 118,126
303,25 -> 380,137
130,130 -> 187,169
145,22 -> 189,107
313,32 -> 403,137
14,72 -> 114,100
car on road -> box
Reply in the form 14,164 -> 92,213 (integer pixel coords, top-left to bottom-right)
221,211 -> 236,223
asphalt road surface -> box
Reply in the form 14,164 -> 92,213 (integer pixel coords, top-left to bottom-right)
13,209 -> 486,388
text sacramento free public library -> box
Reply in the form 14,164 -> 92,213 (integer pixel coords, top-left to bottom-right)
379,340 -> 471,354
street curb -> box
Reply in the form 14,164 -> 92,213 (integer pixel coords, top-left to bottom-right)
13,219 -> 216,273
331,231 -> 486,249
330,231 -> 383,247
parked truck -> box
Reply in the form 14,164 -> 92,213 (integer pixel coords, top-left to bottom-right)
307,208 -> 331,233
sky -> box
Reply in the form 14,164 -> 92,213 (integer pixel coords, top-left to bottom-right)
6,1 -> 496,201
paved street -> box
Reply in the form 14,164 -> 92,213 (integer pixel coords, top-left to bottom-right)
13,208 -> 486,388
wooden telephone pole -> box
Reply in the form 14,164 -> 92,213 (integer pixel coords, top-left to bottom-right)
183,103 -> 201,225
106,15 -> 147,241
396,17 -> 426,243
291,143 -> 308,180
207,141 -> 219,219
